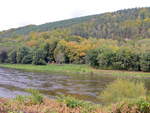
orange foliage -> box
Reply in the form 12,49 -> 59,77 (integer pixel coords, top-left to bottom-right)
26,40 -> 38,47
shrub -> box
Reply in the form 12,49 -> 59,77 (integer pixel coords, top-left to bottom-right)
16,46 -> 31,63
112,103 -> 139,113
57,95 -> 92,108
26,89 -> 43,104
15,89 -> 43,105
57,95 -> 98,112
15,95 -> 27,104
112,98 -> 150,113
8,50 -> 17,64
86,48 -> 100,67
140,52 -> 150,72
99,79 -> 146,104
113,48 -> 134,70
21,54 -> 33,64
32,49 -> 47,65
57,95 -> 85,108
97,48 -> 116,69
137,99 -> 150,113
33,58 -> 46,65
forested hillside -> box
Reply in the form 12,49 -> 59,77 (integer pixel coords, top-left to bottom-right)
0,7 -> 150,40
0,7 -> 150,72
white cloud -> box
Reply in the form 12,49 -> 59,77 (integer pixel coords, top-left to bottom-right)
0,0 -> 149,31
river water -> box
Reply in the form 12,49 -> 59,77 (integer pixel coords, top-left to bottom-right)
0,68 -> 150,103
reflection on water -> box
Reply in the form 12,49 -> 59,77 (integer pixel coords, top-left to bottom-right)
0,68 -> 150,103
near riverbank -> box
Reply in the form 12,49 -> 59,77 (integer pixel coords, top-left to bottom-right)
0,64 -> 150,76
0,92 -> 150,113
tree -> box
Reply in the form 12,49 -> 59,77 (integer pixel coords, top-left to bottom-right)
22,54 -> 33,64
8,50 -> 17,64
113,48 -> 134,70
97,48 -> 116,69
86,48 -> 100,67
16,46 -> 31,63
0,51 -> 8,63
140,52 -> 150,72
32,49 -> 47,65
54,50 -> 65,64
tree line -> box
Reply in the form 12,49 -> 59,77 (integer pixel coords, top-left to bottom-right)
0,30 -> 150,72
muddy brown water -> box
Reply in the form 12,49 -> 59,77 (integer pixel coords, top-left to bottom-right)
0,68 -> 150,103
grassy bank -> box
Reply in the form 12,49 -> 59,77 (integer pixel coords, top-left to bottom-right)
0,90 -> 103,113
0,64 -> 150,76
0,93 -> 150,113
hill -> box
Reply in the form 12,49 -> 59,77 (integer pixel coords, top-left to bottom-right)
0,7 -> 150,40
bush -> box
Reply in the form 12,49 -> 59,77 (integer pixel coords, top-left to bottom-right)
57,95 -> 97,112
8,50 -> 17,64
140,52 -> 150,72
113,48 -> 135,70
14,89 -> 43,105
26,89 -> 43,104
99,79 -> 146,104
57,95 -> 85,108
86,48 -> 100,67
97,48 -> 115,69
137,99 -> 150,113
112,98 -> 150,113
21,54 -> 33,64
32,49 -> 47,65
16,46 -> 31,63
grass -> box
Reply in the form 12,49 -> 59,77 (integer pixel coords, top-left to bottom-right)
99,79 -> 146,104
15,89 -> 44,105
0,92 -> 150,113
0,92 -> 102,113
0,64 -> 150,76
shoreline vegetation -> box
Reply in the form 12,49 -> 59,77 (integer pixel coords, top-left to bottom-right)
0,64 -> 150,77
1,94 -> 150,113
0,80 -> 150,113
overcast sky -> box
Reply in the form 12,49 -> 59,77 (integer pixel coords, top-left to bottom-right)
0,0 -> 149,31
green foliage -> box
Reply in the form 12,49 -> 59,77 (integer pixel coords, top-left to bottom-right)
86,49 -> 99,67
113,48 -> 138,70
16,46 -> 31,63
15,89 -> 43,105
140,52 -> 150,72
97,48 -> 115,69
32,49 -> 47,65
99,79 -> 146,104
57,95 -> 85,108
21,54 -> 33,64
15,95 -> 27,104
57,95 -> 97,112
112,98 -> 150,113
8,50 -> 17,64
137,99 -> 150,113
26,89 -> 43,104
1,7 -> 150,71
87,46 -> 148,72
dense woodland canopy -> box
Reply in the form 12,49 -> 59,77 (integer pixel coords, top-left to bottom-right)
0,7 -> 150,40
0,7 -> 150,71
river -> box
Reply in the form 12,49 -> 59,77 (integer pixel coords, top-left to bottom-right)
0,68 -> 150,103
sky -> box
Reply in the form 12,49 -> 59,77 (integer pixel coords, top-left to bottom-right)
0,0 -> 150,31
